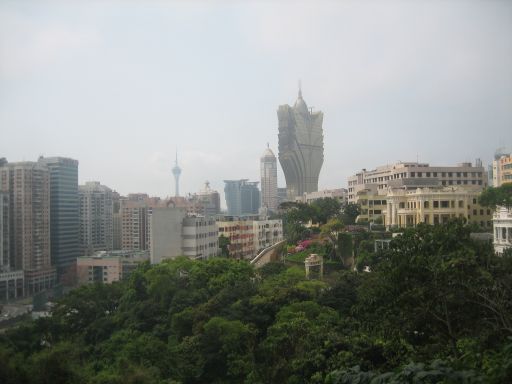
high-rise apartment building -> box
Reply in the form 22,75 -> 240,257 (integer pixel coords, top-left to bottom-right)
278,88 -> 324,200
0,161 -> 56,294
79,181 -> 113,254
260,146 -> 278,212
0,191 -> 9,271
120,195 -> 163,251
347,161 -> 487,203
224,180 -> 260,216
112,191 -> 122,250
37,157 -> 80,276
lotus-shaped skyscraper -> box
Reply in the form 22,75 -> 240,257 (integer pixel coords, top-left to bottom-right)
278,88 -> 324,200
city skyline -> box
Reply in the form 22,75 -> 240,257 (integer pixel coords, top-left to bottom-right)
1,1 -> 511,203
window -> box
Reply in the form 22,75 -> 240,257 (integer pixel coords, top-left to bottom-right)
424,201 -> 429,208
434,201 -> 439,208
418,172 -> 422,177
458,200 -> 463,208
410,172 -> 415,177
426,172 -> 431,177
441,201 -> 449,208
473,198 -> 477,204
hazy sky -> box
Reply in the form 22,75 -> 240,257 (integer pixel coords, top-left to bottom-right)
1,0 -> 511,205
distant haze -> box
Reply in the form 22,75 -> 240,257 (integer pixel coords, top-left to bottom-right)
1,1 -> 511,207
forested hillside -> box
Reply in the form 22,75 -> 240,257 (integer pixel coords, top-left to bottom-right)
1,221 -> 511,383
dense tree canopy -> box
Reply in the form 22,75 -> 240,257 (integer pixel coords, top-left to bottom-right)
1,221 -> 511,383
479,183 -> 512,209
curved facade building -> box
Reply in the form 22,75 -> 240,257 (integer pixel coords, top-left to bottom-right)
278,89 -> 324,200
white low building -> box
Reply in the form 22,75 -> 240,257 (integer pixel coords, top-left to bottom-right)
493,206 -> 512,254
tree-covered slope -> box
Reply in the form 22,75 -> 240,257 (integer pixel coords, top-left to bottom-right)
1,221 -> 511,383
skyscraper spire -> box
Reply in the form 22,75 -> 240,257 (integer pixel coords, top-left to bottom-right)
298,79 -> 302,99
172,149 -> 182,197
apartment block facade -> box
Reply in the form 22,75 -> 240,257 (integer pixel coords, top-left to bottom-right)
37,157 -> 80,276
76,250 -> 149,285
217,217 -> 283,260
120,195 -> 163,251
79,181 -> 114,254
150,208 -> 218,264
0,161 -> 56,294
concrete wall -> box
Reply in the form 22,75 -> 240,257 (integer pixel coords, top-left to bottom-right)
150,207 -> 186,264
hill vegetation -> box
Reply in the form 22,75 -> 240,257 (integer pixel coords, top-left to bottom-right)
0,221 -> 511,383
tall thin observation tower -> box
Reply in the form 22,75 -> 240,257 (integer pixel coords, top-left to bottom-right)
172,151 -> 182,197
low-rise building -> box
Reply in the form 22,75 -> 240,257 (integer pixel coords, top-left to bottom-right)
493,206 -> 512,254
217,216 -> 283,260
348,161 -> 487,203
252,219 -> 283,254
217,218 -> 256,260
296,188 -> 348,205
76,250 -> 149,285
384,186 -> 492,229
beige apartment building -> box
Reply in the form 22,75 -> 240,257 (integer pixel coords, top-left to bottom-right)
217,217 -> 283,260
217,219 -> 256,260
76,250 -> 149,285
120,194 -> 163,251
348,161 -> 487,203
383,186 -> 492,229
0,161 -> 56,294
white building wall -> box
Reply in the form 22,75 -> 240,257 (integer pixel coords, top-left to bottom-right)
494,206 -> 512,254
150,208 -> 186,264
252,219 -> 283,254
183,216 -> 218,260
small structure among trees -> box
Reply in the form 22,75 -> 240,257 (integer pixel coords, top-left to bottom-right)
304,253 -> 323,279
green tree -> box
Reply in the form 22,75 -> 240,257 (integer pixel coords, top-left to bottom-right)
311,198 -> 342,224
320,218 -> 344,260
479,184 -> 512,209
340,203 -> 360,225
218,235 -> 230,257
